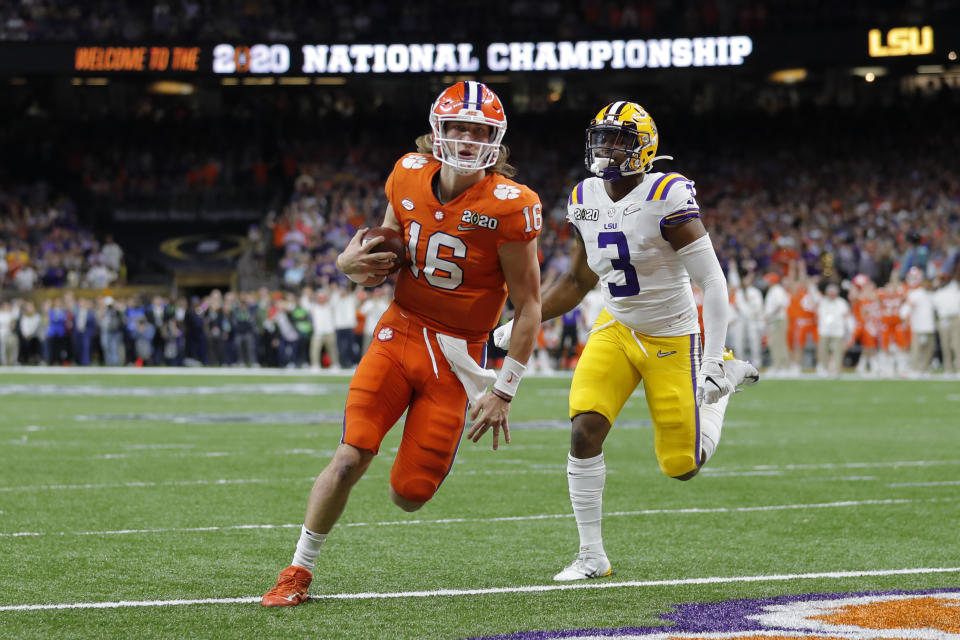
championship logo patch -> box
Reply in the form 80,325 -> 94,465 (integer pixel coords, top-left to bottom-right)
377,327 -> 395,341
401,198 -> 415,210
469,588 -> 960,639
401,155 -> 429,170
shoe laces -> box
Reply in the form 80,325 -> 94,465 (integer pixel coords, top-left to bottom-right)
570,551 -> 605,573
275,569 -> 308,592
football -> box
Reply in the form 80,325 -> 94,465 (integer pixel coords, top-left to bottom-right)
363,226 -> 409,273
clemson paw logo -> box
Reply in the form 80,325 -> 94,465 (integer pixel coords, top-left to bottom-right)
401,155 -> 429,170
377,327 -> 394,341
493,184 -> 521,200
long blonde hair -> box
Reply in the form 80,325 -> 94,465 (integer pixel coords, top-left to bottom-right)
414,133 -> 517,178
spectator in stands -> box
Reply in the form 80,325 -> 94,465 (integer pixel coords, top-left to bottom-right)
84,257 -> 116,289
100,234 -> 124,277
13,261 -> 38,291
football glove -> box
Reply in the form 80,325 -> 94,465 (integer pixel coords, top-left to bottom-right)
493,320 -> 514,350
696,358 -> 734,406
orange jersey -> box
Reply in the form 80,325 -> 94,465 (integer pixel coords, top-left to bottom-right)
877,287 -> 904,328
385,153 -> 541,341
852,297 -> 881,335
788,287 -> 818,324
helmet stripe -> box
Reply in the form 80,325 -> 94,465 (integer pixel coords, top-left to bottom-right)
463,81 -> 483,110
608,101 -> 627,119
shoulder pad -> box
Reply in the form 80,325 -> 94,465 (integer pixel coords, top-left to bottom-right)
645,172 -> 689,201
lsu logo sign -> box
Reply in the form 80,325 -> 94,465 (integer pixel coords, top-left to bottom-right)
473,589 -> 960,639
868,26 -> 934,57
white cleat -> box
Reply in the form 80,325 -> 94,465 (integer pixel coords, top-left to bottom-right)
553,552 -> 612,582
724,358 -> 759,390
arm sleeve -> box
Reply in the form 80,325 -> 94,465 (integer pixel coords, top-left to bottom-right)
677,233 -> 728,363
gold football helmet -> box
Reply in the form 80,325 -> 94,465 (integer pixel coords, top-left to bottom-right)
585,102 -> 660,180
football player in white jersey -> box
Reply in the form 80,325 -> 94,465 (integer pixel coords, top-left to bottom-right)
495,101 -> 758,581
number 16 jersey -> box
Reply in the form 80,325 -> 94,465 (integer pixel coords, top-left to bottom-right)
567,171 -> 702,337
385,153 -> 541,342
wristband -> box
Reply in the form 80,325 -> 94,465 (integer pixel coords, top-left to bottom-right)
493,355 -> 526,399
491,388 -> 512,403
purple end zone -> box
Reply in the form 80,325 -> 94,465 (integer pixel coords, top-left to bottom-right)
467,588 -> 960,639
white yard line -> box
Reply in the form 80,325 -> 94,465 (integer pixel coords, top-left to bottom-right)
1,497 -> 951,538
704,459 -> 960,473
0,478 -> 271,492
888,480 -> 960,487
2,566 -> 958,612
2,458 -> 954,492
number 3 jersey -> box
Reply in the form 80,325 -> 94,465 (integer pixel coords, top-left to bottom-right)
567,172 -> 702,337
385,153 -> 541,342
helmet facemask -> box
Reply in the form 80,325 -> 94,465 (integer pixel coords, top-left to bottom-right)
585,123 -> 656,181
430,115 -> 506,174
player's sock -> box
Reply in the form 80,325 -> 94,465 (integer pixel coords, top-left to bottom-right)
699,394 -> 730,464
291,525 -> 327,571
567,452 -> 605,555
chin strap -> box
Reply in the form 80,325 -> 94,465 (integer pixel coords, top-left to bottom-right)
592,155 -> 676,181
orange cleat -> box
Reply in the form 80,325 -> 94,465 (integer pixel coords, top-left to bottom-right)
261,565 -> 312,607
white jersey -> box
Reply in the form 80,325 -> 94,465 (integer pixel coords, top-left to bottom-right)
566,171 -> 701,336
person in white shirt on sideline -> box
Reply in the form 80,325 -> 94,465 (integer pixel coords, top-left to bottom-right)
359,284 -> 392,355
762,272 -> 790,373
815,283 -> 852,376
931,271 -> 960,373
728,260 -> 765,367
305,285 -> 338,369
331,281 -> 359,368
0,300 -> 17,365
901,268 -> 936,375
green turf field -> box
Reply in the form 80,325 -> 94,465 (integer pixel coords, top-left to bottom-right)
0,371 -> 957,639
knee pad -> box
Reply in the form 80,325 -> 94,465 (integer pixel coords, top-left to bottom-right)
391,475 -> 437,504
660,453 -> 698,478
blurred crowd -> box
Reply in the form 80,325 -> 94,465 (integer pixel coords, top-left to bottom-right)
0,283 -> 393,369
2,0 -> 950,42
1,185 -> 126,293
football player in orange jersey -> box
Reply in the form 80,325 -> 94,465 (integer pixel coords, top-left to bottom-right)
849,274 -> 880,375
262,81 -> 542,607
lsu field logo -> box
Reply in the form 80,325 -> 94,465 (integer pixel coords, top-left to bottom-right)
474,589 -> 960,639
